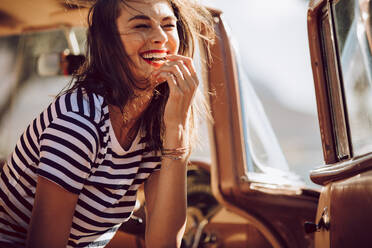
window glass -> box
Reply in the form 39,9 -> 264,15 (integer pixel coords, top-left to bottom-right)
232,39 -> 303,185
189,40 -> 211,161
333,0 -> 372,156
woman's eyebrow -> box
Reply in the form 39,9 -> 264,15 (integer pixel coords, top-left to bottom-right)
128,15 -> 177,22
128,15 -> 151,22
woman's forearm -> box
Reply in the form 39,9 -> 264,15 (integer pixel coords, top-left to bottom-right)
145,124 -> 188,247
146,159 -> 187,247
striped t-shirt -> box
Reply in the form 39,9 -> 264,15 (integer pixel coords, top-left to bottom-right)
0,88 -> 161,248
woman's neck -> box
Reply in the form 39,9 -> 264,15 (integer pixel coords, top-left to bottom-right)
108,91 -> 154,149
123,91 -> 153,123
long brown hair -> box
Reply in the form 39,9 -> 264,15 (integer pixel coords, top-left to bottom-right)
66,0 -> 215,150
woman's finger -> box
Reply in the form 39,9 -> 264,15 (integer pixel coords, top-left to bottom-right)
152,57 -> 199,98
166,54 -> 197,77
166,55 -> 199,93
164,72 -> 183,99
175,60 -> 198,92
154,62 -> 189,92
154,71 -> 178,91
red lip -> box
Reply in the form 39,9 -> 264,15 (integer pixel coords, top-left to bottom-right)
140,49 -> 169,55
140,49 -> 169,68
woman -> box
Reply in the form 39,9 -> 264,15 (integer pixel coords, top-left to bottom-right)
0,0 -> 214,247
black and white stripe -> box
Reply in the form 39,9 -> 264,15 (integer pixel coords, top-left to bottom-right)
0,88 -> 161,247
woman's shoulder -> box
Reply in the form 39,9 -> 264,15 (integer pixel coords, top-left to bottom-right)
54,87 -> 108,125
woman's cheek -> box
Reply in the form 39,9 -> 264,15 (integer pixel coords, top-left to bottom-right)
170,32 -> 180,54
120,33 -> 146,55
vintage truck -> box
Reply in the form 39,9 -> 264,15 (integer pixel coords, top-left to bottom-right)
0,0 -> 370,247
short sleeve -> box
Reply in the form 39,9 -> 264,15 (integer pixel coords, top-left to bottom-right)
38,111 -> 99,194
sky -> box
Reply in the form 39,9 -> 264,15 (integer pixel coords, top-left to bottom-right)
202,0 -> 317,115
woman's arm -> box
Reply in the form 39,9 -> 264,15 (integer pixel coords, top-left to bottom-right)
144,55 -> 198,247
144,159 -> 187,248
26,176 -> 78,248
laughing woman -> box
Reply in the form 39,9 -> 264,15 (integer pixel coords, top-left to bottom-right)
0,0 -> 215,247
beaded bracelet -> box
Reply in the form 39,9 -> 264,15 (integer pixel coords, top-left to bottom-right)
161,147 -> 189,160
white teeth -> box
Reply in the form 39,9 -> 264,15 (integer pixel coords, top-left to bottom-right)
142,53 -> 167,60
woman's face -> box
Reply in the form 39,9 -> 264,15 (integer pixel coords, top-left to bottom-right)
117,0 -> 180,84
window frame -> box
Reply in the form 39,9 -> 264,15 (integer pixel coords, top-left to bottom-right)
308,0 -> 372,185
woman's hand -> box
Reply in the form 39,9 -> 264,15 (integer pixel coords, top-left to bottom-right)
152,54 -> 199,127
152,54 -> 198,151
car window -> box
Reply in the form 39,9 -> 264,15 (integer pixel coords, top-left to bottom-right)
234,42 -> 303,185
187,39 -> 212,161
332,0 -> 372,156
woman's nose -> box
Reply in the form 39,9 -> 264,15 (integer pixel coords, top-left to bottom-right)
150,26 -> 168,44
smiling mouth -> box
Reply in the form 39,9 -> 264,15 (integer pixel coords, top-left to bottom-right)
140,51 -> 168,65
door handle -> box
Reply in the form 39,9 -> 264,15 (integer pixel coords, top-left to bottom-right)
304,207 -> 330,233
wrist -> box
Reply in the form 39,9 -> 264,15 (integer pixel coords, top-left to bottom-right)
161,147 -> 190,161
164,120 -> 186,130
163,125 -> 187,147
163,108 -> 190,128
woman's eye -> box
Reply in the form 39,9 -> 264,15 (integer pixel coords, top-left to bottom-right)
163,24 -> 176,29
134,24 -> 150,29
